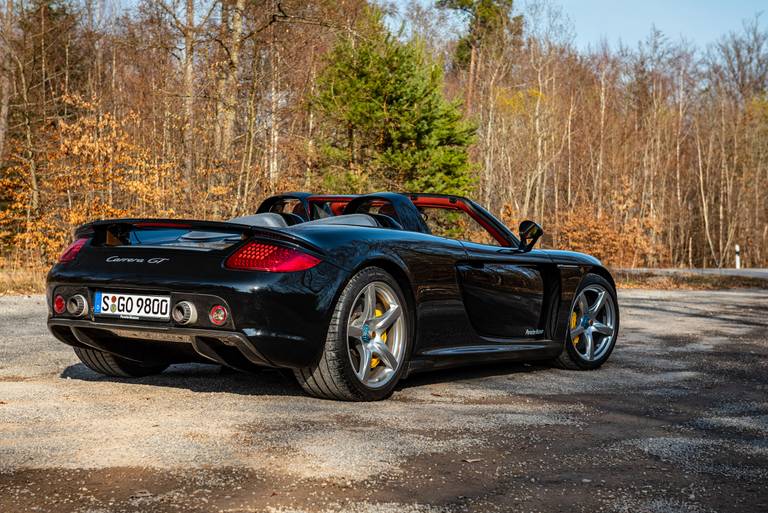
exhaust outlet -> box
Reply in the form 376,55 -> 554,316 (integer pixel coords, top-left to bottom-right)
172,301 -> 197,325
66,294 -> 88,317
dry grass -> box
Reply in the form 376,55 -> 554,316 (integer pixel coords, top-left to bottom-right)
613,270 -> 768,290
0,266 -> 47,295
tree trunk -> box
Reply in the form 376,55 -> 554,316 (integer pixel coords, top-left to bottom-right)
216,0 -> 243,160
464,44 -> 476,115
267,0 -> 279,189
183,0 -> 195,196
695,123 -> 718,267
0,0 -> 13,158
595,67 -> 607,218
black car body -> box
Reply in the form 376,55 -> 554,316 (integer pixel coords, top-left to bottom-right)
47,192 -> 620,400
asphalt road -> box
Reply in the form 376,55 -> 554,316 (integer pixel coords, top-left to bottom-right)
619,268 -> 768,280
1,289 -> 767,513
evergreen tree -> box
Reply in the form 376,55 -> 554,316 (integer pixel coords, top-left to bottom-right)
312,12 -> 476,195
436,0 -> 521,70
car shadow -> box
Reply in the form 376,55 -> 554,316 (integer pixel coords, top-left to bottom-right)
60,362 -> 307,398
397,360 -> 552,390
61,359 -> 554,398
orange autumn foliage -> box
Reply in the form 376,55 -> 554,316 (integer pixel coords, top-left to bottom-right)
0,98 -> 178,265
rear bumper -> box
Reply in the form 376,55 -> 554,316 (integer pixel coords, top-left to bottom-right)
46,261 -> 349,369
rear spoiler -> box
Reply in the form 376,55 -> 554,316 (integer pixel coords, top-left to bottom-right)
74,218 -> 322,253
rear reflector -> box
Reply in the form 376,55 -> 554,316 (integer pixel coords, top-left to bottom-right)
53,295 -> 66,314
225,242 -> 320,272
59,238 -> 89,263
209,304 -> 228,326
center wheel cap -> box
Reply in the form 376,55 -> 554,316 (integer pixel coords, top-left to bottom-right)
361,324 -> 371,344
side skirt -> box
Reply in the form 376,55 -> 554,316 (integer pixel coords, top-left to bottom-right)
403,339 -> 562,377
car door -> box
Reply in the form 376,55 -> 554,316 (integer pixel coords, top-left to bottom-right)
457,241 -> 551,339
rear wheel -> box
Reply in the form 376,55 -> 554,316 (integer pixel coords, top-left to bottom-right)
73,346 -> 169,378
294,267 -> 410,401
554,273 -> 619,370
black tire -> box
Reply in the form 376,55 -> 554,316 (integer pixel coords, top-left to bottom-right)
294,267 -> 411,401
554,273 -> 619,370
73,346 -> 169,378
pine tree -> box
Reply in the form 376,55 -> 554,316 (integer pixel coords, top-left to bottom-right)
312,11 -> 476,195
436,0 -> 521,70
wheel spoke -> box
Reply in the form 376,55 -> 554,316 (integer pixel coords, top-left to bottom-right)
356,343 -> 373,381
593,321 -> 614,336
589,291 -> 606,318
570,325 -> 585,339
348,319 -> 363,339
583,329 -> 594,360
577,293 -> 589,316
362,284 -> 377,321
370,340 -> 398,370
373,304 -> 401,332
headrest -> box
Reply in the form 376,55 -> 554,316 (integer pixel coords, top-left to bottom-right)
228,212 -> 288,228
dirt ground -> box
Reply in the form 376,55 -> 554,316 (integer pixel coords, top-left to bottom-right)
1,288 -> 767,513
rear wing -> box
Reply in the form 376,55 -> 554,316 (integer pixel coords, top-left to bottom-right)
74,218 -> 321,252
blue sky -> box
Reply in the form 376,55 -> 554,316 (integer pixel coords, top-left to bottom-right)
117,0 -> 766,51
559,0 -> 765,50
388,0 -> 766,50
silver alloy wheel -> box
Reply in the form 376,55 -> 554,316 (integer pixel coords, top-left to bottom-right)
569,284 -> 617,362
346,281 -> 406,389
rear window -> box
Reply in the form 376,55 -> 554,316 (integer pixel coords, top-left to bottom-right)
95,226 -> 242,250
128,228 -> 189,245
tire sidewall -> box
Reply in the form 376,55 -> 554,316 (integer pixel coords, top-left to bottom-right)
333,267 -> 411,400
563,273 -> 620,370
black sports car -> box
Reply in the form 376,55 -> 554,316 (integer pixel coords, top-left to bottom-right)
46,192 -> 620,401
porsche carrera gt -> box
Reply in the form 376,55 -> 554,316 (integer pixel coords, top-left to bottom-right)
47,192 -> 620,401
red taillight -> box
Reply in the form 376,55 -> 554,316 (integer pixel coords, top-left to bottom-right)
209,305 -> 228,326
53,295 -> 66,314
59,238 -> 88,263
225,242 -> 320,272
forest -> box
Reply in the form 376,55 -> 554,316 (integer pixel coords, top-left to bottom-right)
0,0 -> 766,274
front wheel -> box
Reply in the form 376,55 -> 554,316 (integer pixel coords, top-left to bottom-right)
294,267 -> 411,401
554,273 -> 619,370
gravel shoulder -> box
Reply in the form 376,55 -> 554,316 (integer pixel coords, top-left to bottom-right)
1,289 -> 767,513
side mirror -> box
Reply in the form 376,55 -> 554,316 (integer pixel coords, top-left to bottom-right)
518,220 -> 543,252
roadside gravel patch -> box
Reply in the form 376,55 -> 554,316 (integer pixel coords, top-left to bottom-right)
623,436 -> 768,480
694,414 -> 768,435
613,497 -> 716,513
266,503 -> 451,513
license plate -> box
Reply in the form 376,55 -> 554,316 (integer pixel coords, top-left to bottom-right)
94,292 -> 171,321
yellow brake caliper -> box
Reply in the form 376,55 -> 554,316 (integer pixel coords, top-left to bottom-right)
370,307 -> 387,368
570,311 -> 580,346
